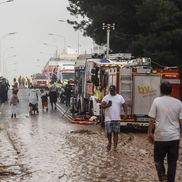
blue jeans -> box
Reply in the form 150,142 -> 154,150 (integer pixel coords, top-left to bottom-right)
154,140 -> 179,182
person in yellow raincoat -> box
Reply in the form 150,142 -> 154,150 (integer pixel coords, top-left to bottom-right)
94,86 -> 102,102
56,80 -> 62,89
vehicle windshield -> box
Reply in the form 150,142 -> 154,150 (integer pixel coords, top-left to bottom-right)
62,73 -> 74,80
63,64 -> 75,67
34,75 -> 48,80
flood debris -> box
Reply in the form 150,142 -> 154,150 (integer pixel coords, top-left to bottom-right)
70,129 -> 96,135
121,134 -> 134,146
58,173 -> 67,179
0,164 -> 21,178
7,130 -> 21,155
0,170 -> 19,177
0,168 -> 34,180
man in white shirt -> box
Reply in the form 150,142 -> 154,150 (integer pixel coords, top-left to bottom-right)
148,81 -> 182,182
101,85 -> 127,151
28,87 -> 39,114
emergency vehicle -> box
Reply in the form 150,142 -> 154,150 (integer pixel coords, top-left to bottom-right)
42,57 -> 60,82
74,55 -> 181,127
32,73 -> 48,88
57,62 -> 75,84
157,67 -> 181,99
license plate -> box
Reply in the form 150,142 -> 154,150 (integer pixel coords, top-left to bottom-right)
136,118 -> 150,122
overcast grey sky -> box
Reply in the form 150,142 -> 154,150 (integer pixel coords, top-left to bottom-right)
0,0 -> 93,80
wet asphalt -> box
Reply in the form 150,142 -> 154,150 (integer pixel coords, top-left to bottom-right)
1,89 -> 182,182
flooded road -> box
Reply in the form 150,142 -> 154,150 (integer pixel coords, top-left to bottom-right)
1,89 -> 182,182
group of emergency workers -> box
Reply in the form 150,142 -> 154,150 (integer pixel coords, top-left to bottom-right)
48,79 -> 73,107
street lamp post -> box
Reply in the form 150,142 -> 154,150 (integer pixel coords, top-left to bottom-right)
43,43 -> 58,58
0,32 -> 17,76
77,30 -> 80,55
102,23 -> 115,59
3,46 -> 14,76
40,51 -> 53,56
58,19 -> 80,55
4,55 -> 16,78
48,33 -> 66,54
3,46 -> 14,61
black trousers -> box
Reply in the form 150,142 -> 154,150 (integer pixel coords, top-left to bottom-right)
65,96 -> 70,107
154,140 -> 179,182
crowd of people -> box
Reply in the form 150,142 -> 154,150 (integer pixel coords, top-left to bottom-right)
1,75 -> 74,117
17,75 -> 32,88
27,80 -> 73,114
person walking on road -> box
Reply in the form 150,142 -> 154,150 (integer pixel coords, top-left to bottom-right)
40,89 -> 49,112
13,78 -> 18,88
10,90 -> 19,118
65,82 -> 72,107
12,79 -> 19,95
18,76 -> 22,88
148,81 -> 182,182
101,85 -> 127,152
49,82 -> 57,110
28,87 -> 39,115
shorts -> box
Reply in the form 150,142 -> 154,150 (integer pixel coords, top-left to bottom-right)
29,103 -> 38,110
105,120 -> 120,134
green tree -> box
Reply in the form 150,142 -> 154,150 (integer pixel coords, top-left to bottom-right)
67,0 -> 182,66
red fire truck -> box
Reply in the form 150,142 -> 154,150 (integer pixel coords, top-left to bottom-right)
32,73 -> 48,89
74,55 -> 181,127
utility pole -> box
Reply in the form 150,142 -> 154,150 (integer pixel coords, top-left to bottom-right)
102,23 -> 115,59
